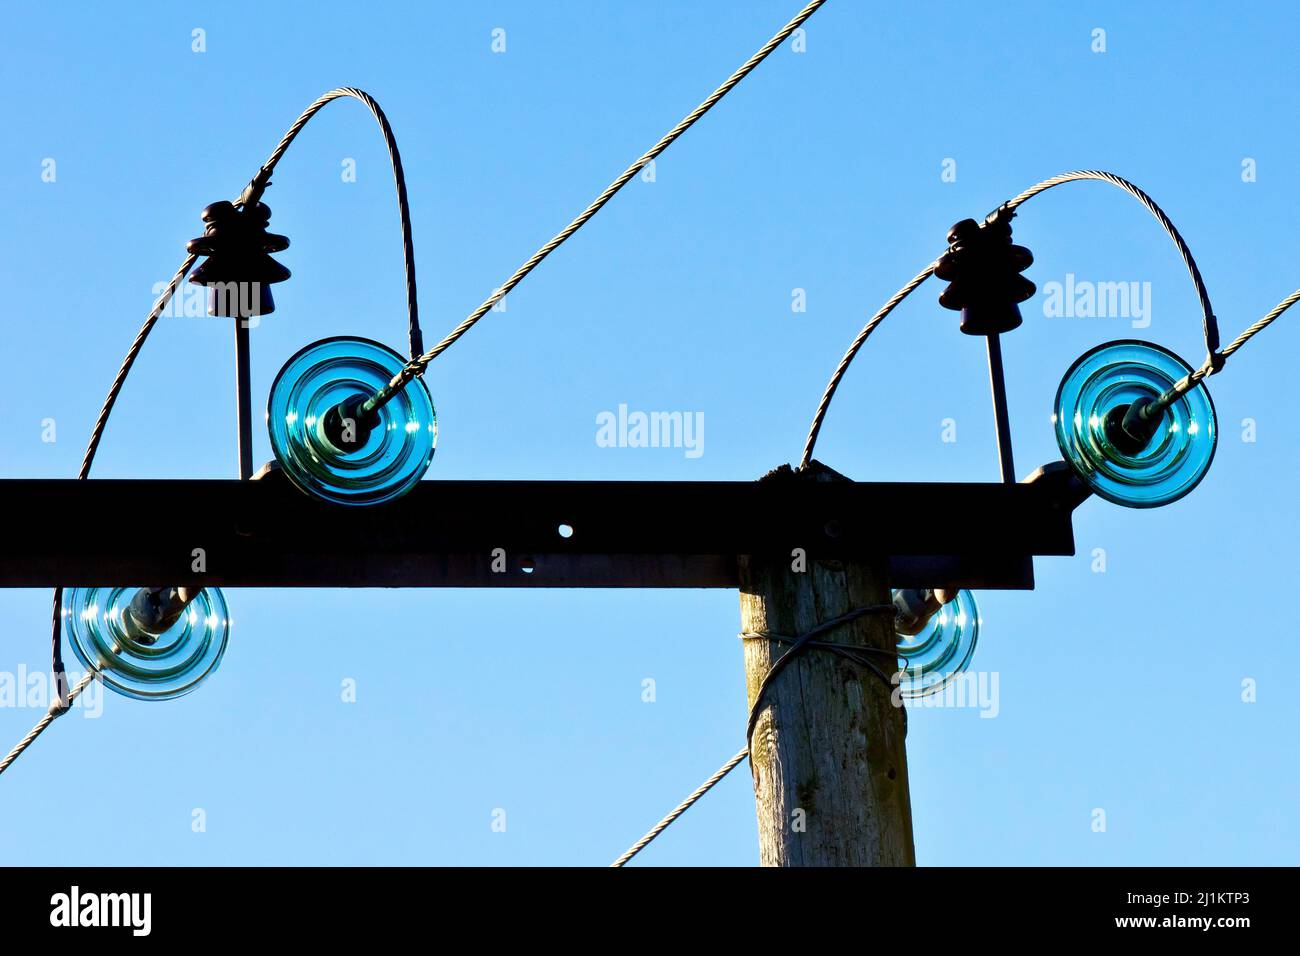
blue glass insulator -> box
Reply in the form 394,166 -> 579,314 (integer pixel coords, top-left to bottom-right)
62,587 -> 229,701
1054,340 -> 1216,508
267,336 -> 436,506
894,589 -> 979,699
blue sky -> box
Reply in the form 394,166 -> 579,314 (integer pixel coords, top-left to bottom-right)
1,0 -> 1297,865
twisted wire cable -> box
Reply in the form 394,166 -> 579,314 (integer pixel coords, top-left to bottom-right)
0,673 -> 97,778
611,603 -> 895,866
1147,286 -> 1300,410
242,87 -> 424,357
610,748 -> 750,868
1001,169 -> 1219,358
48,255 -> 197,698
1222,287 -> 1300,358
799,264 -> 935,469
77,256 -> 198,478
363,0 -> 830,411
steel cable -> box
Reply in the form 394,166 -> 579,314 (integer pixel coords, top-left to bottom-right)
48,255 -> 197,707
1149,286 -> 1300,409
0,674 -> 97,778
799,264 -> 936,469
610,748 -> 750,868
1222,287 -> 1300,359
611,603 -> 895,866
242,87 -> 424,357
358,0 -> 832,412
1001,169 -> 1219,356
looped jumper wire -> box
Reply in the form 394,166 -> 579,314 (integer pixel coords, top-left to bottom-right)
800,170 -> 1300,469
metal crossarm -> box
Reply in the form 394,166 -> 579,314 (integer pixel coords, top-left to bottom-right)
0,464 -> 1083,589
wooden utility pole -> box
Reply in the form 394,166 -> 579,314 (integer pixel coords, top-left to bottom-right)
738,463 -> 915,866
